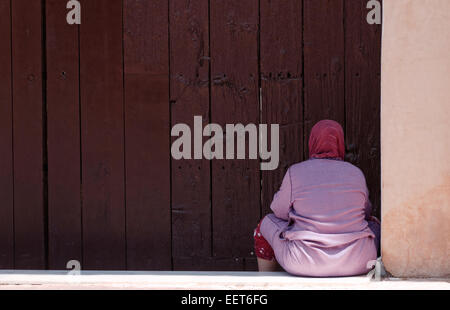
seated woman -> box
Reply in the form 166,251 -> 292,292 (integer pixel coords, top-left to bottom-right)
254,120 -> 380,277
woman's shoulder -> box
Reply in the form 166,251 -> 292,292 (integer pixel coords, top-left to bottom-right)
289,159 -> 366,178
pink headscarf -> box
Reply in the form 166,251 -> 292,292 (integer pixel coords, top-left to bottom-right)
309,120 -> 345,160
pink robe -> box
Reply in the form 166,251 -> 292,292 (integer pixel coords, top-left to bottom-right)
260,158 -> 378,277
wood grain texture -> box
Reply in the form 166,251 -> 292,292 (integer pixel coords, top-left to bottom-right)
80,0 -> 125,270
12,0 -> 45,269
173,257 -> 241,271
0,0 -> 14,269
124,0 -> 171,270
303,0 -> 345,157
170,0 -> 211,270
46,0 -> 82,269
210,0 -> 260,262
1,0 -> 383,271
174,256 -> 257,271
260,0 -> 303,216
345,0 -> 382,216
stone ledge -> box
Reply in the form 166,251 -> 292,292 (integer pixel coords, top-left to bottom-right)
0,270 -> 448,290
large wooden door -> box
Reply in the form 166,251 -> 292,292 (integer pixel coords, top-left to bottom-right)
0,0 -> 381,270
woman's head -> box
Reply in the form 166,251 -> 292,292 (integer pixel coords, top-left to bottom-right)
309,120 -> 345,160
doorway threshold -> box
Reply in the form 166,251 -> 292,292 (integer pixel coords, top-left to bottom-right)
0,270 -> 448,290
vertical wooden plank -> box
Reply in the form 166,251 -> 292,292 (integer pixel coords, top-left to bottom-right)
80,0 -> 125,270
0,0 -> 14,268
46,0 -> 82,269
260,0 -> 303,216
11,0 -> 45,269
170,0 -> 211,270
124,0 -> 171,270
173,257 -> 245,271
345,0 -> 382,216
303,0 -> 345,155
210,0 -> 260,263
243,257 -> 257,271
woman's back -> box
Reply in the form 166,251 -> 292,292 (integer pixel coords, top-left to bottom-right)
289,158 -> 370,235
257,120 -> 379,276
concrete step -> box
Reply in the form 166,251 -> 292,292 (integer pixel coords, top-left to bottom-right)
0,270 -> 448,290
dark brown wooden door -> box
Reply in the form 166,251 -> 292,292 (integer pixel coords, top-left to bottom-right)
0,0 -> 381,270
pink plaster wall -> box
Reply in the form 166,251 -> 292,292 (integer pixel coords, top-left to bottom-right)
381,0 -> 450,277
